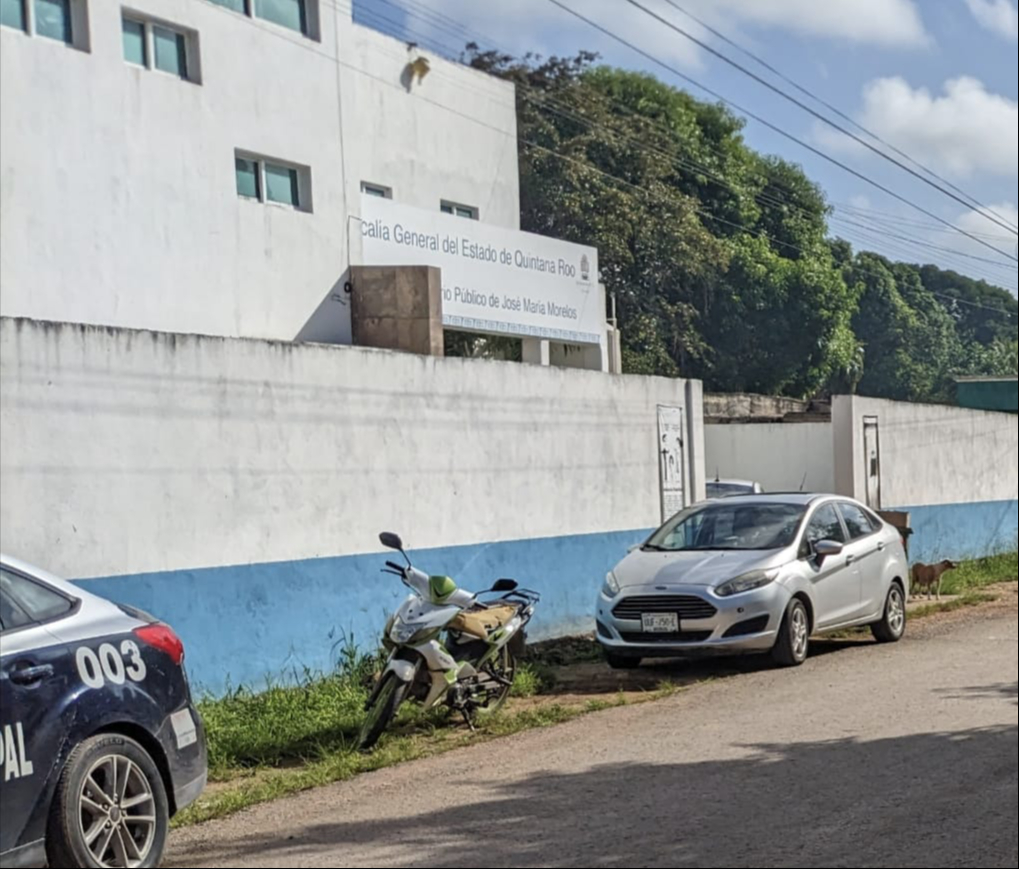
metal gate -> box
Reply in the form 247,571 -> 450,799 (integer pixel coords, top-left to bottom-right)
863,415 -> 882,510
657,405 -> 686,521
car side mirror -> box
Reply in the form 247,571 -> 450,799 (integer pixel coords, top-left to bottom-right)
813,540 -> 844,562
492,578 -> 518,593
379,532 -> 404,552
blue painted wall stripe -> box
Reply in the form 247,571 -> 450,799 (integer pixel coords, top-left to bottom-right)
75,499 -> 1017,697
893,499 -> 1018,564
78,528 -> 651,696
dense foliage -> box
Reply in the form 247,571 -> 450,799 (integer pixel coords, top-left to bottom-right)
463,49 -> 1018,401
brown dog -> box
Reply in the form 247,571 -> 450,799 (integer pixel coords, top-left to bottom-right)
911,560 -> 959,601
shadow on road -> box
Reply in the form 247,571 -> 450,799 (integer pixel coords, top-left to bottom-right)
172,724 -> 1018,868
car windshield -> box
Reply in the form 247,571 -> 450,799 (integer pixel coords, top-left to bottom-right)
645,502 -> 807,552
707,482 -> 754,498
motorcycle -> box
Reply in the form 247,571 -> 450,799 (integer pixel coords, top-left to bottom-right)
359,532 -> 541,751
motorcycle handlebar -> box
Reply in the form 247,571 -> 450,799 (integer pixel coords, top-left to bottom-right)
385,560 -> 406,574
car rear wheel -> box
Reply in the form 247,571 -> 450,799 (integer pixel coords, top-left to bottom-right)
47,734 -> 170,869
605,651 -> 642,670
772,599 -> 810,668
872,583 -> 907,644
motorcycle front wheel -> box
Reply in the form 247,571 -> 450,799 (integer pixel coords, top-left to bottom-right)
358,673 -> 408,751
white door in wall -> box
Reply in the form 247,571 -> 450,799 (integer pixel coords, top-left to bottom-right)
658,405 -> 686,521
863,416 -> 882,510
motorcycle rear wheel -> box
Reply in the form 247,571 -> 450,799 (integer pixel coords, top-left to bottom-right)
359,674 -> 408,751
475,646 -> 518,718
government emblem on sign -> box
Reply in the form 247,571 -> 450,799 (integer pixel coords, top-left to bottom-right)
580,254 -> 591,282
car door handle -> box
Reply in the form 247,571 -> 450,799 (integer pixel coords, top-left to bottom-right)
10,664 -> 55,686
845,555 -> 856,565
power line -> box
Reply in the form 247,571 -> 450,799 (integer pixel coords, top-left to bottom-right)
545,0 -> 1018,263
659,0 -> 1019,235
365,0 -> 1019,267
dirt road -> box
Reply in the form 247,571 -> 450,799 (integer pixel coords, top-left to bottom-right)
171,607 -> 1018,868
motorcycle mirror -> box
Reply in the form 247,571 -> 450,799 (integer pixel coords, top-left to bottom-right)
379,532 -> 404,552
492,578 -> 518,593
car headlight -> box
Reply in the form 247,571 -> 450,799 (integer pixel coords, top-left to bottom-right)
716,569 -> 778,598
603,571 -> 621,597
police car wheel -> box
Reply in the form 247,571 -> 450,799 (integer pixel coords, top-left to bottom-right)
46,734 -> 170,869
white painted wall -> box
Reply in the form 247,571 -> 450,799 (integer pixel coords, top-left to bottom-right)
0,318 -> 704,580
833,395 -> 1019,508
0,1 -> 520,345
704,423 -> 834,494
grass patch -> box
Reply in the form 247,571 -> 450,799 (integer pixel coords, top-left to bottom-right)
939,552 -> 1018,596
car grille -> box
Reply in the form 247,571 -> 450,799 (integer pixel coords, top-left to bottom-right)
619,631 -> 713,644
612,595 -> 718,621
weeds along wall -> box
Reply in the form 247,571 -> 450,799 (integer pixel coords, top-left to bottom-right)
833,395 -> 1018,563
0,318 -> 705,694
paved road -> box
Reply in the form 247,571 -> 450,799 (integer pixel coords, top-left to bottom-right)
171,609 -> 1018,868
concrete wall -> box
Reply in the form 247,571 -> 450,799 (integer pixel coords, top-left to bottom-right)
704,423 -> 835,494
833,396 -> 1018,562
0,318 -> 705,694
0,1 -> 519,345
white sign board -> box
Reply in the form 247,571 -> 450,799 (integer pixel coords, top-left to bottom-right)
658,405 -> 686,521
360,196 -> 602,344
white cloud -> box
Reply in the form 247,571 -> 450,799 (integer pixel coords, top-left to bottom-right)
410,0 -> 931,73
964,0 -> 1019,40
822,77 -> 1018,179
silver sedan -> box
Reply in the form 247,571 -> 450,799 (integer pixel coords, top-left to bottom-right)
596,494 -> 910,669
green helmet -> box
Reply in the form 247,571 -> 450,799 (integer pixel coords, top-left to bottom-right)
428,575 -> 458,604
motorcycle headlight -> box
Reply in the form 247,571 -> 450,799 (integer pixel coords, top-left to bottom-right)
716,569 -> 778,598
603,571 -> 621,597
390,617 -> 440,646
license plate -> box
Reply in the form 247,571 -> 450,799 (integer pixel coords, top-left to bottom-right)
641,613 -> 679,633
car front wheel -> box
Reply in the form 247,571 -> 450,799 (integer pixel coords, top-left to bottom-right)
47,734 -> 170,869
872,583 -> 907,644
772,599 -> 810,668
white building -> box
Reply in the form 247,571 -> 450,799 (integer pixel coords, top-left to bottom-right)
0,0 -> 529,346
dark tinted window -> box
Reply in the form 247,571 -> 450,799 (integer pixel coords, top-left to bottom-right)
648,502 -> 806,552
840,503 -> 877,540
0,583 -> 33,632
0,568 -> 75,625
805,504 -> 846,551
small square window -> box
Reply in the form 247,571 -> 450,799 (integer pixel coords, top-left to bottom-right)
441,201 -> 478,220
235,157 -> 261,200
254,0 -> 306,34
361,183 -> 391,199
34,0 -> 71,43
122,17 -> 146,66
0,0 -> 26,32
265,162 -> 300,207
153,25 -> 187,78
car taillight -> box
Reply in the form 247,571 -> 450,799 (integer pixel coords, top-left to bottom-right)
134,624 -> 185,666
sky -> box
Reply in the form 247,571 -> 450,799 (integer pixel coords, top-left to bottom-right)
354,0 -> 1018,296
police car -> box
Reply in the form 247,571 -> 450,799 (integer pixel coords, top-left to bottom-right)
0,556 -> 207,868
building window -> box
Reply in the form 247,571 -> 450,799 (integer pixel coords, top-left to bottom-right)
254,0 -> 306,34
4,0 -> 85,46
235,157 -> 261,200
209,0 -> 246,11
265,162 -> 300,207
361,182 -> 392,199
236,151 -> 310,212
34,0 -> 71,43
441,201 -> 478,220
121,13 -> 198,82
121,16 -> 145,65
1,0 -> 27,32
